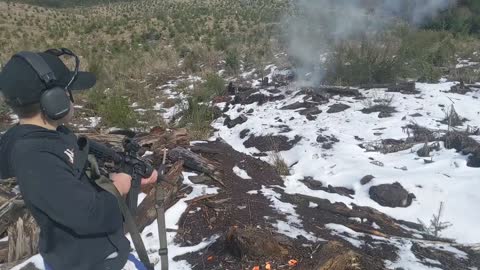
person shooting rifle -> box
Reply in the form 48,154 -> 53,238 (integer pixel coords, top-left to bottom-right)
0,49 -> 167,270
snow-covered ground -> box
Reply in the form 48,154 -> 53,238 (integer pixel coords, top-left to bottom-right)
7,63 -> 480,269
213,80 -> 480,246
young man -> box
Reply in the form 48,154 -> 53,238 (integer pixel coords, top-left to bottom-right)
0,49 -> 156,270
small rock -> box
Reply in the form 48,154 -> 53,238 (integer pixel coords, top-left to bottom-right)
306,114 -> 317,121
370,160 -> 384,167
410,113 -> 423,117
322,143 -> 333,149
327,103 -> 350,113
424,159 -> 434,164
378,111 -> 392,118
246,108 -> 254,114
360,175 -> 375,185
301,177 -> 324,190
369,182 -> 415,208
467,153 -> 480,168
188,175 -> 212,184
354,136 -> 364,141
240,129 -> 250,139
224,114 -> 248,128
299,107 -> 322,116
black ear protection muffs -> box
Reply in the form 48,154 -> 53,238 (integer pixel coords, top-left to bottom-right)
14,49 -> 79,121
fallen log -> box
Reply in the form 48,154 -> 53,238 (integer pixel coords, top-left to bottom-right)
0,197 -> 25,237
0,186 -> 15,211
168,147 -> 224,186
301,86 -> 361,97
0,240 -> 7,264
466,84 -> 480,89
7,211 -> 39,263
135,160 -> 184,232
135,128 -> 189,151
359,82 -> 417,93
77,133 -> 125,150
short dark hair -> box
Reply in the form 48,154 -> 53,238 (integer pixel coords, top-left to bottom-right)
9,102 -> 42,119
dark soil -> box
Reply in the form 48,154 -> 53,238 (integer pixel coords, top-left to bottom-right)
243,135 -> 301,152
327,103 -> 351,113
361,105 -> 396,115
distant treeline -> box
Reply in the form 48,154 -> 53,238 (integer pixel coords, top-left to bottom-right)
3,0 -> 135,8
426,0 -> 480,35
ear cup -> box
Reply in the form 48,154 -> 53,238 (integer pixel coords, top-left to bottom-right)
40,88 -> 71,120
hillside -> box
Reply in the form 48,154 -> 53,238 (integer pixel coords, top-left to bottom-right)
1,0 -> 480,269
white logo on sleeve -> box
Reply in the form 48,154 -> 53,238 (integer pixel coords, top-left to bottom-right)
64,149 -> 74,164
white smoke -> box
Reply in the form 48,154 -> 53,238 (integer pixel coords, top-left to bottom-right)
282,0 -> 457,83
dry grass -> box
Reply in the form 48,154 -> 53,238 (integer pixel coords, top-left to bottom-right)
0,0 -> 288,129
270,151 -> 290,176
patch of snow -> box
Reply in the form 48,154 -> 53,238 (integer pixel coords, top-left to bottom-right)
0,236 -> 7,242
349,217 -> 362,223
273,220 -> 320,241
247,190 -> 258,195
10,255 -> 45,270
232,166 -> 252,179
88,117 -> 101,128
422,258 -> 442,266
309,202 -> 318,208
372,222 -> 381,229
137,193 -> 147,206
261,186 -> 319,241
385,240 -> 443,270
325,223 -> 364,248
419,242 -> 468,260
241,68 -> 256,79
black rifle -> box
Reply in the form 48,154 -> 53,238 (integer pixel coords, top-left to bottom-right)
79,136 -> 154,215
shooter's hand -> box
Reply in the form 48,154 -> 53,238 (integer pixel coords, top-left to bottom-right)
111,173 -> 132,196
141,169 -> 158,186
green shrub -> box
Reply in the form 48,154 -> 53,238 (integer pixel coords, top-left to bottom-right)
99,94 -> 137,128
193,73 -> 225,102
325,36 -> 400,85
324,29 -> 458,85
225,49 -> 240,74
178,97 -> 214,140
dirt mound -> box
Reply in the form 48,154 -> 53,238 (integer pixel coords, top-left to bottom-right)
315,241 -> 384,270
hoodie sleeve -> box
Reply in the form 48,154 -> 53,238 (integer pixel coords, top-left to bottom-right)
12,141 -> 124,236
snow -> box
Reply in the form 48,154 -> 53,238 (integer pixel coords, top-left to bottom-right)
261,186 -> 319,241
232,166 -> 252,179
385,240 -> 443,270
0,236 -> 7,242
10,254 -> 45,270
325,223 -> 364,248
214,81 -> 480,244
88,116 -> 101,128
309,202 -> 318,208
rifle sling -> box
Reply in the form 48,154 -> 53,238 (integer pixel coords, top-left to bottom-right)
155,179 -> 169,270
87,155 -> 154,270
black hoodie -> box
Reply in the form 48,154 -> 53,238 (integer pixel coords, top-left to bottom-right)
0,124 -> 130,270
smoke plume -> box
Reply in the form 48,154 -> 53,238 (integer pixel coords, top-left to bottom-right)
282,0 -> 457,84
